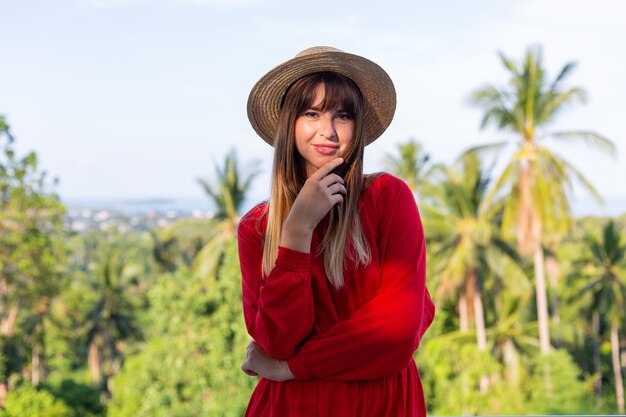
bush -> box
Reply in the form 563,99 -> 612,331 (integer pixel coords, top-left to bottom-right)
48,380 -> 106,417
2,384 -> 72,417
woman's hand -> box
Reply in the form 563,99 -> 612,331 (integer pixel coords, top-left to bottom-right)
280,158 -> 346,252
241,341 -> 295,382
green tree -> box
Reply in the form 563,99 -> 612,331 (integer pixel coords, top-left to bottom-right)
0,116 -> 66,400
382,139 -> 432,199
193,149 -> 259,279
573,221 -> 626,414
150,219 -> 215,274
82,248 -> 142,398
469,45 -> 615,355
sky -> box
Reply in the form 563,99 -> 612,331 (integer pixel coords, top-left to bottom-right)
2,0 -> 625,214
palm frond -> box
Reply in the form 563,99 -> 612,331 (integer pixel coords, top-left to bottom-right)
546,150 -> 604,204
498,50 -> 520,76
547,130 -> 616,155
461,141 -> 509,159
549,61 -> 578,91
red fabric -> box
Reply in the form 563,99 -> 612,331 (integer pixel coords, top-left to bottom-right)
237,173 -> 435,417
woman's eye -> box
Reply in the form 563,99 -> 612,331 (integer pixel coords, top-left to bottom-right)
336,113 -> 352,121
303,111 -> 318,118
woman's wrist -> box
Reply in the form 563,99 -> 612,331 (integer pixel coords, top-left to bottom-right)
280,218 -> 314,253
278,360 -> 295,381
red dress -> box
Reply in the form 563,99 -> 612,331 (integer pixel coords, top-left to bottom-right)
237,173 -> 435,417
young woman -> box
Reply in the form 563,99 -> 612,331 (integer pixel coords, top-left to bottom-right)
238,46 -> 435,417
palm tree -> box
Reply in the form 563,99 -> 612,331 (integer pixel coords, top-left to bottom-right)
421,153 -> 526,391
383,139 -> 432,199
574,221 -> 626,414
193,149 -> 259,279
469,45 -> 615,355
150,220 -> 214,273
83,248 -> 142,397
488,296 -> 540,387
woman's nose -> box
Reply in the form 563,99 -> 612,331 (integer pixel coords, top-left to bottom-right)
318,114 -> 337,140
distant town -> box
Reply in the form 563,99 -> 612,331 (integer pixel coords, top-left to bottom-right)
64,198 -> 216,233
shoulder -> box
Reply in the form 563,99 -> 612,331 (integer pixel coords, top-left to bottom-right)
364,172 -> 413,200
240,202 -> 267,224
359,173 -> 416,218
237,202 -> 267,242
363,172 -> 418,218
365,174 -> 423,241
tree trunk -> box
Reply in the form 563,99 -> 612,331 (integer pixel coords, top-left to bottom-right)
32,346 -> 40,386
592,311 -> 602,402
545,252 -> 562,348
518,161 -> 551,355
106,376 -> 114,399
502,339 -> 520,386
0,274 -> 18,337
88,340 -> 101,388
473,288 -> 487,352
0,305 -> 18,337
622,339 -> 626,385
534,247 -> 551,355
32,310 -> 48,386
517,160 -> 536,254
472,275 -> 489,393
0,278 -> 17,405
458,290 -> 470,411
611,324 -> 625,415
458,293 -> 469,332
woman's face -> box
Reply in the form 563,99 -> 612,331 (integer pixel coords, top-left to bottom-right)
294,85 -> 355,177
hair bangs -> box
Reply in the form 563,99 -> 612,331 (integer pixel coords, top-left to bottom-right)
293,72 -> 362,119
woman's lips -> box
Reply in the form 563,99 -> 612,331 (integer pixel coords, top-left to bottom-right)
313,145 -> 338,155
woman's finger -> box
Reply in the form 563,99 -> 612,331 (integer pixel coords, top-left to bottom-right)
330,193 -> 344,206
318,173 -> 344,188
327,183 -> 347,196
310,158 -> 344,181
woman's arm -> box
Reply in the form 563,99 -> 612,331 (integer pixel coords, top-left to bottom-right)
286,175 -> 435,381
238,208 -> 315,360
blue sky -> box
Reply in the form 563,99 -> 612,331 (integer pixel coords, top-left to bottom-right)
2,0 -> 624,213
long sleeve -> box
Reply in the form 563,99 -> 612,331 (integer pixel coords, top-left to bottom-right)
237,205 -> 315,360
287,176 -> 435,381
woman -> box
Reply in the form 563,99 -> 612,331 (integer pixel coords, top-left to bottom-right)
238,46 -> 435,416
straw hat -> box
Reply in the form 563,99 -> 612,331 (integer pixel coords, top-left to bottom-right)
247,46 -> 396,147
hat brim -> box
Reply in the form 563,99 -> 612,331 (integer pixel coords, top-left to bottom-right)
247,49 -> 396,147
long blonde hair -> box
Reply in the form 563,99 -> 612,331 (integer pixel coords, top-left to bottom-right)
262,72 -> 371,288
